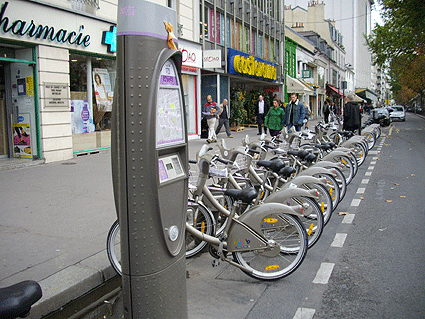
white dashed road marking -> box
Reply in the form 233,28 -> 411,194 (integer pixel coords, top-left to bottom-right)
362,179 -> 369,184
342,214 -> 355,224
331,233 -> 347,247
351,198 -> 361,206
293,308 -> 316,319
313,263 -> 335,284
365,171 -> 372,176
356,188 -> 365,194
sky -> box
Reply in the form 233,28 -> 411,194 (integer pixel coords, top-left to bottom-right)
285,0 -> 384,26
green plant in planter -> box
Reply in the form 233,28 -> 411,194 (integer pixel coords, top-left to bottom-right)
245,90 -> 260,124
230,90 -> 247,126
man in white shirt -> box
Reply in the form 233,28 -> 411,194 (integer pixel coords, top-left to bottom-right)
255,94 -> 269,135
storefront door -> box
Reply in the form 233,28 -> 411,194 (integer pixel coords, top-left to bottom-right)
0,54 -> 38,159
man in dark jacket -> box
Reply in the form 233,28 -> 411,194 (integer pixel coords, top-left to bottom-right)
255,94 -> 269,135
343,93 -> 361,134
283,93 -> 305,132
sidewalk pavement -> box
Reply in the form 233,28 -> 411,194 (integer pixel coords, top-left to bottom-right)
0,118 -> 324,318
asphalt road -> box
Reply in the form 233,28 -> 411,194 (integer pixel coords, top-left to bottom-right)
241,112 -> 425,319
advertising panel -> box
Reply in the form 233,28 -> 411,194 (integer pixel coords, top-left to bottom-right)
93,68 -> 113,112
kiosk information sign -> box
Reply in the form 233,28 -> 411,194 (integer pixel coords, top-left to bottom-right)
157,60 -> 185,147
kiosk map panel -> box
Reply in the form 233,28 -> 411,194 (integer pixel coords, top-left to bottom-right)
156,60 -> 184,147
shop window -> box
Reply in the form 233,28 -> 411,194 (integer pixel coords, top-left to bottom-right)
69,53 -> 116,133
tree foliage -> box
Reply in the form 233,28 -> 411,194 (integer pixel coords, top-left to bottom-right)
366,0 -> 425,103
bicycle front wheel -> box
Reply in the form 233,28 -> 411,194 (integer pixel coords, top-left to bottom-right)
186,201 -> 215,258
106,220 -> 122,276
233,213 -> 308,280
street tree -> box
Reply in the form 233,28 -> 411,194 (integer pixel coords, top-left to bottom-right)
366,0 -> 425,104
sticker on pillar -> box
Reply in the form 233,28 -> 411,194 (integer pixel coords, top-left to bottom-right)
164,22 -> 177,50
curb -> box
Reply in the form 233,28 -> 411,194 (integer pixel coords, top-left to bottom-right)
28,251 -> 117,319
0,158 -> 45,171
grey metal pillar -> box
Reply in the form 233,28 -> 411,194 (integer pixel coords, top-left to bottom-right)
111,1 -> 188,318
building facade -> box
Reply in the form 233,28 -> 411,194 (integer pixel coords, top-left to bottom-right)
0,0 -> 118,163
0,0 -> 287,164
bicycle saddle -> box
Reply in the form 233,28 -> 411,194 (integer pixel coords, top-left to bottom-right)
305,153 -> 317,163
279,166 -> 296,178
256,159 -> 286,173
314,143 -> 332,151
225,187 -> 258,203
287,149 -> 310,160
0,280 -> 42,319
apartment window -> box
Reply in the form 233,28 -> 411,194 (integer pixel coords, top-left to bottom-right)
271,40 -> 274,62
226,17 -> 231,47
258,33 -> 263,58
220,13 -> 225,45
244,27 -> 249,52
236,22 -> 240,50
210,8 -> 215,42
200,5 -> 209,41
252,30 -> 256,55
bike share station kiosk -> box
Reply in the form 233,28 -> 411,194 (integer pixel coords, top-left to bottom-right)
112,1 -> 188,317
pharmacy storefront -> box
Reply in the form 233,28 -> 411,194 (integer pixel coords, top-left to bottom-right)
0,1 -> 116,163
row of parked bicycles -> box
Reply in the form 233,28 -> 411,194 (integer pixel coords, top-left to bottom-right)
106,119 -> 382,281
0,118 -> 382,319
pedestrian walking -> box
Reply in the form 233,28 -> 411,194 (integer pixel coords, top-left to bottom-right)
255,94 -> 269,135
343,92 -> 362,134
283,93 -> 305,132
265,98 -> 285,137
202,95 -> 218,143
323,98 -> 330,123
215,99 -> 233,138
304,104 -> 311,129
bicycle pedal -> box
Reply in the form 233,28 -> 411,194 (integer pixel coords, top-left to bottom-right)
211,259 -> 220,267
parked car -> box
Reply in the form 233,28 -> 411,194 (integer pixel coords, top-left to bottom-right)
388,105 -> 406,121
371,108 -> 391,126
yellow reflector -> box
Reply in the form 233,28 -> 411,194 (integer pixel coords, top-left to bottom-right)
263,218 -> 279,223
201,221 -> 205,233
330,188 -> 333,196
342,159 -> 347,165
308,223 -> 314,236
265,265 -> 280,271
321,202 -> 325,213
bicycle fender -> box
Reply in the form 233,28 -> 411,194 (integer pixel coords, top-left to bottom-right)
313,161 -> 342,171
263,187 -> 320,204
282,175 -> 327,187
334,147 -> 353,153
298,166 -> 337,178
321,150 -> 351,161
227,203 -> 299,252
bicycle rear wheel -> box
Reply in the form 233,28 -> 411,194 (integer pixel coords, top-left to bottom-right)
302,182 -> 333,225
284,196 -> 324,249
106,220 -> 122,276
233,213 -> 308,280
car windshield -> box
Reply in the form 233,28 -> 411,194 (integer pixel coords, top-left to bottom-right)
393,107 -> 403,112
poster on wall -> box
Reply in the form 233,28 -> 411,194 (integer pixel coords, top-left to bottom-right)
12,113 -> 31,158
93,68 -> 113,112
71,100 -> 95,134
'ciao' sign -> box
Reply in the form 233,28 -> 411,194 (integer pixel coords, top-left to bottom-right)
203,50 -> 221,69
178,45 -> 202,69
